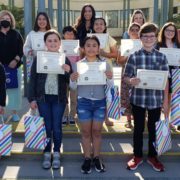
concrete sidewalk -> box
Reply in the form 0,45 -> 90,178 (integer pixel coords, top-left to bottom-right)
2,71 -> 180,179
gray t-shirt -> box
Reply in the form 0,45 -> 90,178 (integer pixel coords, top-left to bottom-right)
70,57 -> 112,100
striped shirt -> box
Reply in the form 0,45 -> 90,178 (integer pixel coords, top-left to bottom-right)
124,48 -> 169,109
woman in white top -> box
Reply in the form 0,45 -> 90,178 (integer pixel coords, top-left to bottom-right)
23,12 -> 51,57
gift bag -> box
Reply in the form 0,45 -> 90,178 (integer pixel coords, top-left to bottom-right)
155,118 -> 172,156
0,116 -> 12,156
171,69 -> 180,96
24,115 -> 48,150
170,93 -> 180,126
105,84 -> 121,120
4,65 -> 18,89
26,55 -> 33,81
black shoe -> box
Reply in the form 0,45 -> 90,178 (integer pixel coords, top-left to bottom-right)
93,157 -> 106,172
81,158 -> 92,174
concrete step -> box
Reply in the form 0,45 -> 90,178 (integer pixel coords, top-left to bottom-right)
10,135 -> 180,156
1,155 -> 180,179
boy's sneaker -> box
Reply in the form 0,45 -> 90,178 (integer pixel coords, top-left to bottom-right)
81,158 -> 92,174
147,157 -> 164,172
12,114 -> 20,122
127,156 -> 143,170
52,152 -> 60,169
42,152 -> 51,169
93,157 -> 106,172
69,116 -> 75,125
62,116 -> 68,126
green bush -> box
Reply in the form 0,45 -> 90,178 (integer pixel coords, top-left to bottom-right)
169,14 -> 180,29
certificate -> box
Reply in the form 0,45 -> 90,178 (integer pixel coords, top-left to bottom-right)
31,33 -> 45,50
135,69 -> 168,90
113,67 -> 122,80
60,40 -> 79,56
159,48 -> 180,66
120,39 -> 142,56
77,62 -> 106,85
37,51 -> 65,74
87,33 -> 108,49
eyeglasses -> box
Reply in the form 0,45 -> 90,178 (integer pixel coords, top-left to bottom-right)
165,29 -> 175,33
130,28 -> 139,32
141,35 -> 156,40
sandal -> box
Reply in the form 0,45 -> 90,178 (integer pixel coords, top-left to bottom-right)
105,119 -> 114,126
125,121 -> 133,129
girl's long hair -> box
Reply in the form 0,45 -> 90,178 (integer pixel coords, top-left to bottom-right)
158,22 -> 180,48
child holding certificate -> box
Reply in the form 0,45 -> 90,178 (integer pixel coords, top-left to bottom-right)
28,29 -> 72,170
0,64 -> 6,115
124,23 -> 169,172
23,12 -> 51,57
62,26 -> 80,125
157,22 -> 180,130
122,9 -> 146,39
70,36 -> 113,174
118,22 -> 140,129
93,17 -> 118,126
23,12 -> 51,80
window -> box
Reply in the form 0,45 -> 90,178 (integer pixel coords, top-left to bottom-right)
141,8 -> 149,21
96,11 -> 103,18
173,7 -> 178,14
105,11 -> 118,28
52,9 -> 57,27
74,11 -> 81,24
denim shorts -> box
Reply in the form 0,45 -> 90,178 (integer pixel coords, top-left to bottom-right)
77,97 -> 106,122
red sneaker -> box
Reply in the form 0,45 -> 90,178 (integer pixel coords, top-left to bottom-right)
147,157 -> 164,172
127,156 -> 143,170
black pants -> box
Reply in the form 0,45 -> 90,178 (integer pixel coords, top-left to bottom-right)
131,104 -> 161,157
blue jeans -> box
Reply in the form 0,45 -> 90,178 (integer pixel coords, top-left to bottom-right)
37,95 -> 66,152
77,97 -> 106,122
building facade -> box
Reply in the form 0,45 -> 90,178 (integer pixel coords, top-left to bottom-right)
0,0 -> 180,37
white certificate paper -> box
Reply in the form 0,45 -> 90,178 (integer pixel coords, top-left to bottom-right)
159,48 -> 180,66
61,40 -> 79,56
87,33 -> 108,49
136,69 -> 168,90
77,62 -> 106,85
37,51 -> 65,74
31,33 -> 45,50
120,39 -> 142,56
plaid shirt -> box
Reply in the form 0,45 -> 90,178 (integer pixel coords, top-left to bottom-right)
124,48 -> 169,109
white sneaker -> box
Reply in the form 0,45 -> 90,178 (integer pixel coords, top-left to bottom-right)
62,116 -> 68,126
42,152 -> 51,169
52,152 -> 60,169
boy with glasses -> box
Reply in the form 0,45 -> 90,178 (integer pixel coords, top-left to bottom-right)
124,23 -> 169,172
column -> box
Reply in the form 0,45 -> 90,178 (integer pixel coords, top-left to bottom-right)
48,0 -> 53,25
153,0 -> 159,25
38,0 -> 46,12
57,0 -> 63,33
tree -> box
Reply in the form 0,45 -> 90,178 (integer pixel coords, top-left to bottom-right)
169,14 -> 180,29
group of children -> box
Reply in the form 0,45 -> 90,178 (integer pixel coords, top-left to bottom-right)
0,7 -> 179,175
